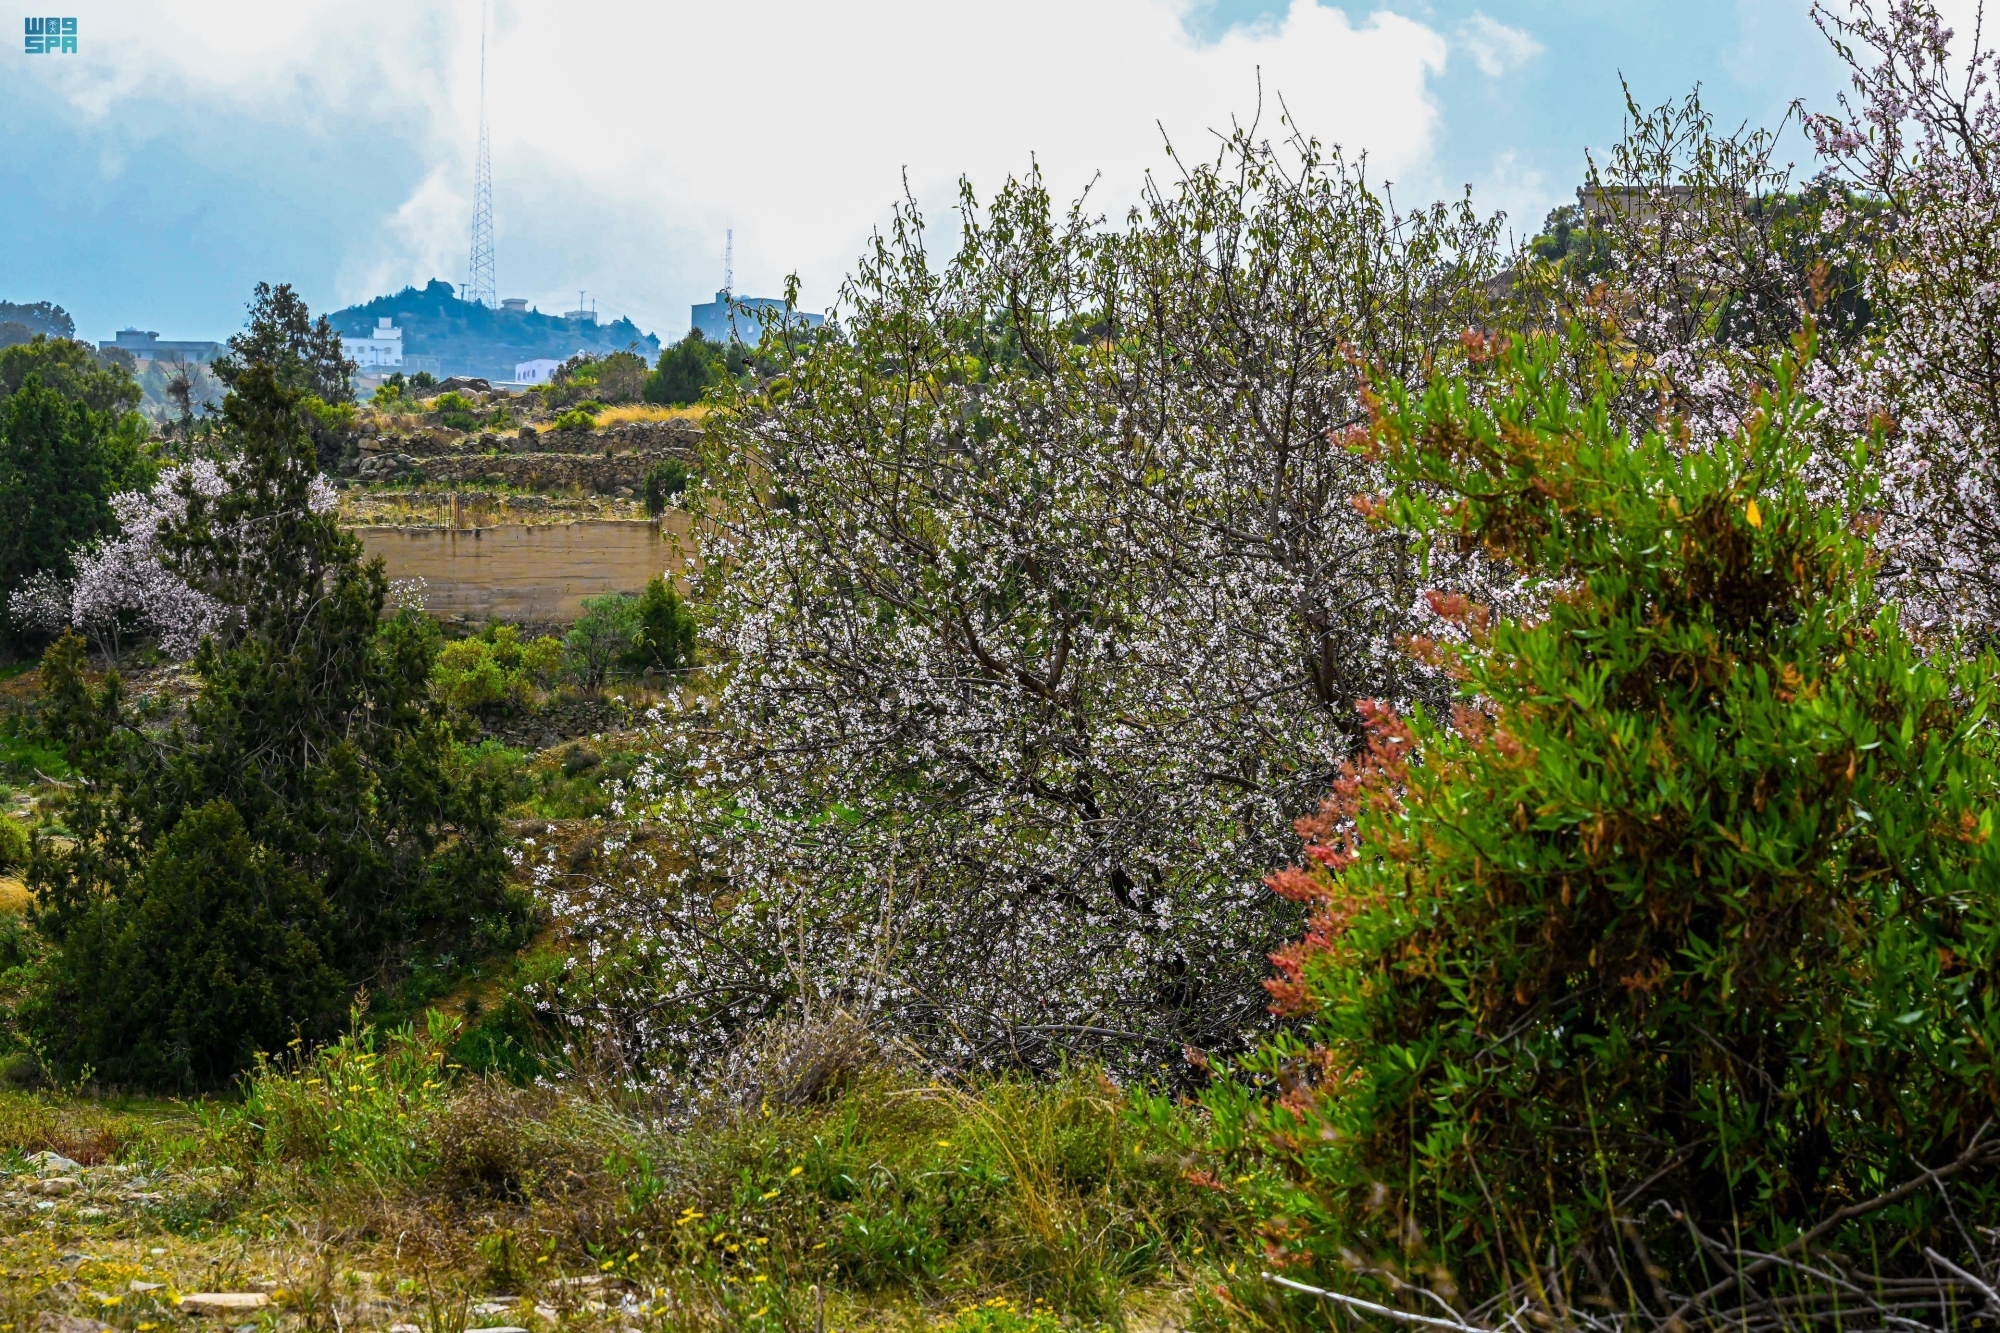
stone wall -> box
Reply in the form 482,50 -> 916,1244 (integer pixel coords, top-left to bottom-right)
342,419 -> 702,495
363,419 -> 702,460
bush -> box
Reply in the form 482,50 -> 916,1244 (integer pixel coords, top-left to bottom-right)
0,817 -> 25,874
592,351 -> 649,405
625,576 -> 695,674
28,798 -> 345,1088
432,623 -> 564,714
643,459 -> 689,515
644,333 -> 717,407
431,390 -> 481,433
564,593 -> 640,687
551,407 -> 597,432
1198,330 -> 2000,1321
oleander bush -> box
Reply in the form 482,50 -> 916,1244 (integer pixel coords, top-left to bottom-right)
1195,327 -> 2000,1327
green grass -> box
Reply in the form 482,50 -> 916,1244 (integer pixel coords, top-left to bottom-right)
0,1015 -> 1221,1333
0,714 -> 65,783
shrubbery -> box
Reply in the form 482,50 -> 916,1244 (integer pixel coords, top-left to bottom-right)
1198,328 -> 2000,1323
644,332 -> 717,406
0,815 -> 26,874
432,623 -> 564,715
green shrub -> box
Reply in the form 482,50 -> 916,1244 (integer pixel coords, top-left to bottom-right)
224,1007 -> 455,1182
564,593 -> 640,687
1199,329 -> 2000,1318
26,798 -> 345,1088
431,623 -> 564,714
0,817 -> 25,874
644,333 -> 718,406
432,390 -> 481,433
552,407 -> 597,432
625,576 -> 695,673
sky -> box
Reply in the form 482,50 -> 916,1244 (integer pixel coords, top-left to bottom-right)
0,0 -> 1952,347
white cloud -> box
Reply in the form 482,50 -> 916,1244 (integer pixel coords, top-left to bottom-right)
23,0 -> 1454,339
1457,12 -> 1543,79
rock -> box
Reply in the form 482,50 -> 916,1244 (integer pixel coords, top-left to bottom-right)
469,1326 -> 531,1333
434,376 -> 493,395
27,1151 -> 81,1173
33,1177 -> 79,1195
128,1282 -> 166,1293
178,1294 -> 271,1315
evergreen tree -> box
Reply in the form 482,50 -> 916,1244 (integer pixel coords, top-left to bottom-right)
0,373 -> 150,606
27,367 -> 526,1087
214,282 -> 358,406
643,332 -> 717,406
0,336 -> 143,415
627,575 -> 696,673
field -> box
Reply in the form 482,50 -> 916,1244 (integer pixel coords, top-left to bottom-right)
0,1050 -> 1218,1333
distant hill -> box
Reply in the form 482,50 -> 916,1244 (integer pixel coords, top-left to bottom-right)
330,280 -> 661,383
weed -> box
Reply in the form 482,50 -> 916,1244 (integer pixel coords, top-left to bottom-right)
221,1006 -> 456,1185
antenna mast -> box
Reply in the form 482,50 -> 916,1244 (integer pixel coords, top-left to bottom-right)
465,1 -> 496,308
724,228 -> 733,297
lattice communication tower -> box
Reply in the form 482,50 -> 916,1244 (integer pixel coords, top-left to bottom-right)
465,4 -> 496,308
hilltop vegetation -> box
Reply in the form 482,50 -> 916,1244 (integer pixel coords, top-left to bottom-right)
332,280 -> 662,384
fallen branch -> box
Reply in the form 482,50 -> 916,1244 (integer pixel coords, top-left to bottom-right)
1262,1272 -> 1488,1332
1666,1121 -> 1997,1328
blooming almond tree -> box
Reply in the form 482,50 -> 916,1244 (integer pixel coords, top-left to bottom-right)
533,132 -> 1511,1082
1806,0 -> 2000,635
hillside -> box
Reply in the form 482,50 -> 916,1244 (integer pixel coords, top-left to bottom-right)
331,280 -> 662,383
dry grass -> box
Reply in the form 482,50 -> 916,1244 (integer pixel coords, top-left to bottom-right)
594,404 -> 707,427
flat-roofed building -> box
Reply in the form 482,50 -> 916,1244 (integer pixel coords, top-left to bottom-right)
689,291 -> 825,345
99,328 -> 223,364
351,318 -> 404,368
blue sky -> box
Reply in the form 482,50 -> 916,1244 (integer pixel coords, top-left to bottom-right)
0,1 -> 1877,348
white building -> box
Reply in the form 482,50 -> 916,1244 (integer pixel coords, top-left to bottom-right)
515,358 -> 562,385
351,318 -> 404,369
